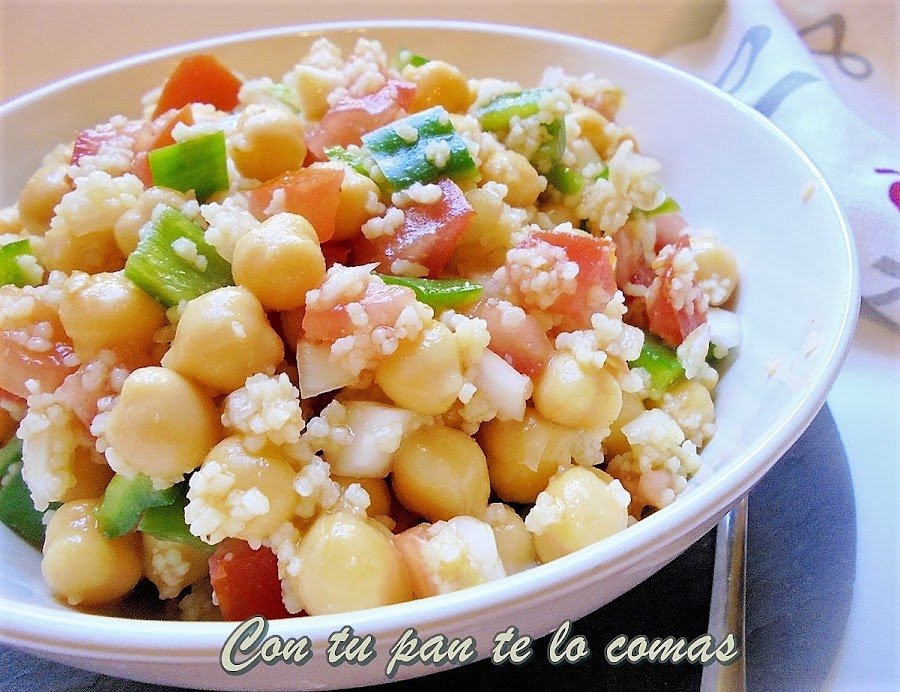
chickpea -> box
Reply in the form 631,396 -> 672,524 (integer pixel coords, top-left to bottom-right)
141,534 -> 210,600
604,390 -> 646,457
690,236 -> 739,306
453,186 -> 516,273
41,225 -> 125,275
41,499 -> 143,606
309,162 -> 382,242
333,476 -> 392,518
40,171 -> 140,274
105,367 -> 223,486
232,213 -> 325,312
230,104 -> 307,182
18,162 -> 71,234
375,320 -> 464,416
533,353 -> 623,430
570,103 -> 616,159
113,187 -> 190,256
161,286 -> 284,394
191,436 -> 299,545
392,426 -> 490,523
478,407 -> 574,504
0,205 -> 23,235
526,466 -> 629,563
59,272 -> 167,360
483,503 -> 539,575
59,446 -> 115,503
660,380 -> 715,447
289,511 -> 414,615
402,60 -> 473,114
537,199 -> 581,228
291,65 -> 344,121
480,148 -> 542,208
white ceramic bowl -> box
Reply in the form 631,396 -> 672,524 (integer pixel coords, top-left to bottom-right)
0,20 -> 858,691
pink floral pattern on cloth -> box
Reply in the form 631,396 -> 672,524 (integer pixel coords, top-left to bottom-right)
874,170 -> 900,213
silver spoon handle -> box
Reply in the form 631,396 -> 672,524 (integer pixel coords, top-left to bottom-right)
700,496 -> 748,692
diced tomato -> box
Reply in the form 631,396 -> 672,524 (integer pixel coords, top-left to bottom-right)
0,288 -> 78,400
277,307 -> 306,352
623,294 -> 650,331
353,177 -> 473,278
152,54 -> 242,119
54,352 -> 152,428
470,299 -> 554,378
306,80 -> 416,159
208,538 -> 292,621
653,213 -> 689,253
302,278 -> 418,343
612,222 -> 655,289
70,118 -> 151,168
645,236 -> 707,347
131,105 -> 196,186
0,336 -> 77,401
320,241 -> 352,268
520,228 -> 617,331
248,167 -> 344,243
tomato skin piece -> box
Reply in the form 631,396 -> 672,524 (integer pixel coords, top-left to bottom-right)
0,389 -> 24,411
646,237 -> 707,347
517,228 -> 617,331
208,538 -> 292,621
353,177 -> 473,278
152,54 -> 242,118
248,167 -> 344,243
306,80 -> 417,159
470,300 -> 553,378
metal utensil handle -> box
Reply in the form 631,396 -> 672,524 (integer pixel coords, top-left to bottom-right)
700,496 -> 748,692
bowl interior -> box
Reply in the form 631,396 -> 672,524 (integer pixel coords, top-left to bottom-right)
0,20 -> 858,689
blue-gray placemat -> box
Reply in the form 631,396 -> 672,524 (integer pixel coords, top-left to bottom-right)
0,405 -> 854,692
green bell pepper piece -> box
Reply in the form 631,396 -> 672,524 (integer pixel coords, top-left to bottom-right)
95,473 -> 180,539
0,239 -> 43,288
361,106 -> 479,190
148,131 -> 229,203
138,486 -> 212,553
378,274 -> 483,309
475,88 -> 552,131
0,438 -> 48,548
124,206 -> 233,309
646,196 -> 681,217
629,332 -> 685,391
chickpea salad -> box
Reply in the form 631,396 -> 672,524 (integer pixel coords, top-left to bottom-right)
0,38 -> 741,620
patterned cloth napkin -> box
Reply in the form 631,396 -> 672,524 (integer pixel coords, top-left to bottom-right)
663,0 -> 900,324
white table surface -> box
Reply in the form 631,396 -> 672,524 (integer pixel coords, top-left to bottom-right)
1,2 -> 897,691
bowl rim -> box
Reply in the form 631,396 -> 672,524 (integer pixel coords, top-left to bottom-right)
0,17 -> 859,657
